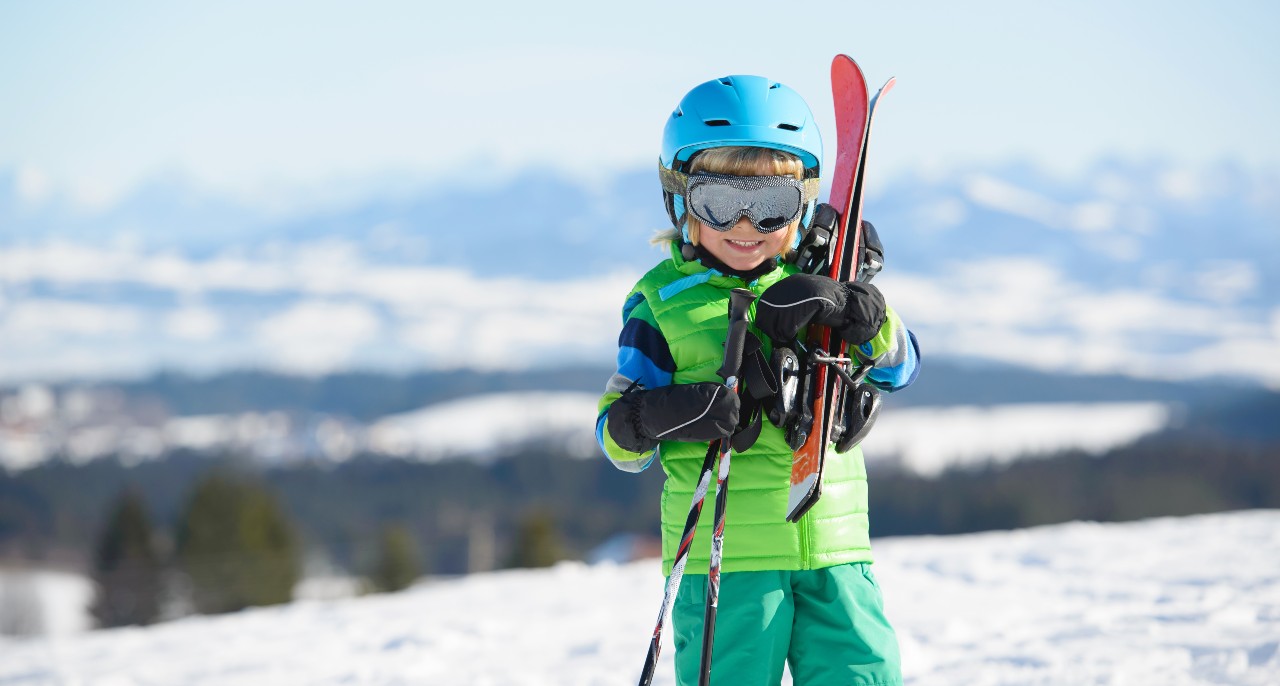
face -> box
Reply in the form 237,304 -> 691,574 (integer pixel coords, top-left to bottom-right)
696,216 -> 794,272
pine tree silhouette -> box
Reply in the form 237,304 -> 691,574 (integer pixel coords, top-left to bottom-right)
506,509 -> 565,569
175,472 -> 300,614
369,524 -> 422,592
91,491 -> 162,628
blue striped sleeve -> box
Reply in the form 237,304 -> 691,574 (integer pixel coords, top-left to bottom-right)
858,305 -> 920,392
866,329 -> 920,390
616,318 -> 675,386
597,295 -> 674,471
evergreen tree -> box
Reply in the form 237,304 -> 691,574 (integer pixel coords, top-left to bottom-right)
175,472 -> 300,614
369,524 -> 422,592
91,490 -> 162,628
506,509 -> 565,569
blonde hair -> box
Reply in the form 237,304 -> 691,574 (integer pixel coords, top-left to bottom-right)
653,146 -> 806,256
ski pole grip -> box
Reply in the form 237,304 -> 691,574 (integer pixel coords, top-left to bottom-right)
718,288 -> 757,383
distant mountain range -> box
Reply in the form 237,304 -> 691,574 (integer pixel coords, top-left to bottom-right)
2,362 -> 1276,473
1,158 -> 1277,385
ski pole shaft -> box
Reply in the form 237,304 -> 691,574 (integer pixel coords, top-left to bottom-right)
638,288 -> 756,686
716,289 -> 756,385
636,440 -> 718,686
698,288 -> 756,686
698,438 -> 732,686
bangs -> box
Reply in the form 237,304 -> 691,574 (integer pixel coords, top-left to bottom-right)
689,147 -> 805,180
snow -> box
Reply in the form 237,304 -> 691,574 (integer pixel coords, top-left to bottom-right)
863,401 -> 1171,476
2,511 -> 1276,685
367,391 -> 604,461
0,569 -> 94,638
1,385 -> 1173,473
366,394 -> 1171,475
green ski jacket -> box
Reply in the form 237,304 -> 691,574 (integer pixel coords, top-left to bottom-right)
596,243 -> 919,575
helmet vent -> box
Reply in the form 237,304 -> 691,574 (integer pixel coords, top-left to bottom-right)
718,78 -> 733,86
704,119 -> 731,127
776,123 -> 800,131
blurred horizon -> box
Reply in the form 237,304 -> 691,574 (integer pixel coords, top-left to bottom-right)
3,154 -> 1277,388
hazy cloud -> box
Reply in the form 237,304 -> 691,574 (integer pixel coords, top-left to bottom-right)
255,301 -> 383,375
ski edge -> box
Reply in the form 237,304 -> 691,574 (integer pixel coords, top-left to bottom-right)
784,64 -> 896,523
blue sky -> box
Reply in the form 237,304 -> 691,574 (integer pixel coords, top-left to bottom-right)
2,1 -> 1278,207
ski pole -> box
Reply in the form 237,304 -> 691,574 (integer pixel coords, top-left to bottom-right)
698,287 -> 757,686
636,440 -> 718,686
636,288 -> 756,686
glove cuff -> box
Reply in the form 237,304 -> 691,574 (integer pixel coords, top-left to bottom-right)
836,282 -> 887,346
606,388 -> 658,454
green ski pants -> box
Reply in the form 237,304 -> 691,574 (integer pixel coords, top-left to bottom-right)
671,563 -> 902,686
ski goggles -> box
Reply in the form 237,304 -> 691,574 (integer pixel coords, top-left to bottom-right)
684,172 -> 808,234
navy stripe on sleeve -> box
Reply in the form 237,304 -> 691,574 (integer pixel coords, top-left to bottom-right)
618,318 -> 676,375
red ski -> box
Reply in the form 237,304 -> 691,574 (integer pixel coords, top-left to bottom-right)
786,56 -> 895,522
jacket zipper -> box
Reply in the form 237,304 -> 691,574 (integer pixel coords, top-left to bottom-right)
798,511 -> 812,570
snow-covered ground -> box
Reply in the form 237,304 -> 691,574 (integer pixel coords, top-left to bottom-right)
368,391 -> 604,461
0,387 -> 1177,473
367,393 -> 1173,475
0,569 -> 93,638
864,401 -> 1172,476
2,510 -> 1276,685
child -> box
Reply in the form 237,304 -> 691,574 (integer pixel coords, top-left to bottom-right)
596,74 -> 920,686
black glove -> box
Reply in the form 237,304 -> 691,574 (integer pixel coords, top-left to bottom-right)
606,382 -> 740,453
756,274 -> 886,346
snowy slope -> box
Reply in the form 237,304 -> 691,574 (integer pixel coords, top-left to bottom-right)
2,511 -> 1276,685
367,391 -> 604,461
366,392 -> 1173,474
864,401 -> 1172,476
0,386 -> 1176,473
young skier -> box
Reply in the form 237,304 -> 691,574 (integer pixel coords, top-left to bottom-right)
596,74 -> 920,685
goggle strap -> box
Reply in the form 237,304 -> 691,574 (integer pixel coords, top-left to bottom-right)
659,164 -> 687,196
658,164 -> 820,203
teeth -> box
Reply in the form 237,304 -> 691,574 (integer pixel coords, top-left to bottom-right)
728,240 -> 760,247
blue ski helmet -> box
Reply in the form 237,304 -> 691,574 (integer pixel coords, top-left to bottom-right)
660,75 -> 823,239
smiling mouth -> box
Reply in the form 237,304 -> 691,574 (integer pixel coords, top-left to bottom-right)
726,239 -> 762,248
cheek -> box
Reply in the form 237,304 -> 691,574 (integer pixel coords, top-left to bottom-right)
764,229 -> 791,254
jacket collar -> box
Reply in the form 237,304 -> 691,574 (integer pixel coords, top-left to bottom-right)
658,241 -> 790,301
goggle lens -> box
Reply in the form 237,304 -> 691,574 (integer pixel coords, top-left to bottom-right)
686,173 -> 805,234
